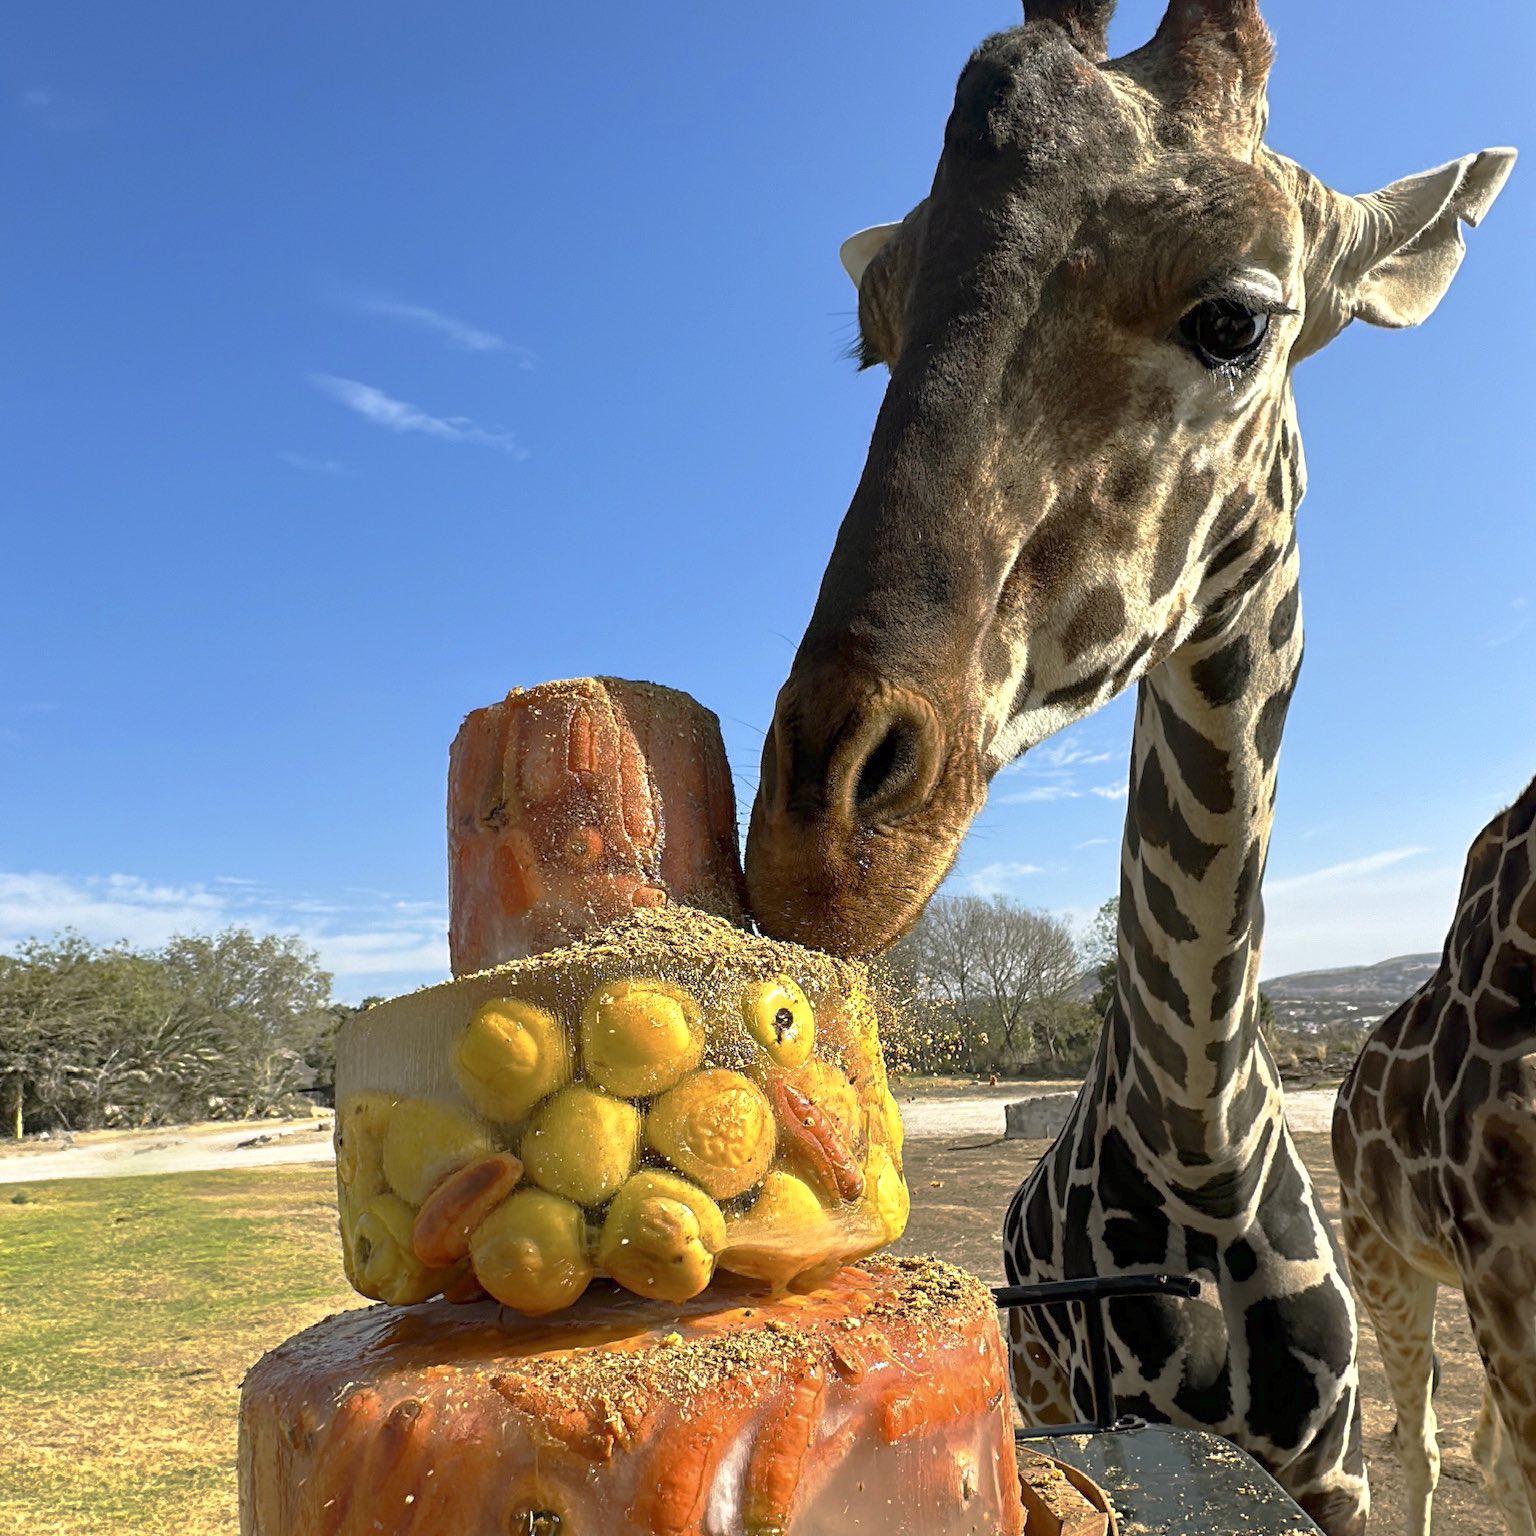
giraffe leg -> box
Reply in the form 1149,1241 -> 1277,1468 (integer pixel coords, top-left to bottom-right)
1341,1208 -> 1440,1536
1473,1377 -> 1536,1536
1006,1306 -> 1073,1428
1464,1268 -> 1536,1534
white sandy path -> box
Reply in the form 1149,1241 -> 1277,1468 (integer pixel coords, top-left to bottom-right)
895,1084 -> 1338,1141
0,1087 -> 1341,1185
0,1115 -> 338,1184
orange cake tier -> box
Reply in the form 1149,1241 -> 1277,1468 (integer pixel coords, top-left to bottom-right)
238,1256 -> 1023,1536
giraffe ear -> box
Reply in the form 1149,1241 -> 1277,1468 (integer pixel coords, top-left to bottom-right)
839,223 -> 902,288
1343,148 -> 1516,329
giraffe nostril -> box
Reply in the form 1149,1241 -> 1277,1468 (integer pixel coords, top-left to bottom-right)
854,720 -> 921,816
847,704 -> 944,828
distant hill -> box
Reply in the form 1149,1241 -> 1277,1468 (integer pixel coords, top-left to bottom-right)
1261,953 -> 1440,1034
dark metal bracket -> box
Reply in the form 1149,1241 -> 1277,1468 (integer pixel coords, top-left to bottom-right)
992,1272 -> 1201,1438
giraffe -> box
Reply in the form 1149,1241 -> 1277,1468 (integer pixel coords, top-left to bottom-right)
1333,775 -> 1536,1536
740,3 -> 1514,1532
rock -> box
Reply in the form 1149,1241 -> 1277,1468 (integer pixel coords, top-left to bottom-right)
1004,1093 -> 1078,1142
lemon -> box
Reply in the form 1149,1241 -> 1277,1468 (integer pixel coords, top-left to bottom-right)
645,1069 -> 776,1200
718,1170 -> 837,1288
597,1170 -> 725,1303
521,1085 -> 640,1207
580,979 -> 704,1097
351,1192 -> 447,1305
740,976 -> 815,1068
381,1098 -> 493,1206
453,997 -> 572,1124
470,1188 -> 593,1315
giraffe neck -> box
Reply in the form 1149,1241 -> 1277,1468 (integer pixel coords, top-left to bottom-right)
1106,526 -> 1303,1170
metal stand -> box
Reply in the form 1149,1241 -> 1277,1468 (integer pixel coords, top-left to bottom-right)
992,1272 -> 1201,1437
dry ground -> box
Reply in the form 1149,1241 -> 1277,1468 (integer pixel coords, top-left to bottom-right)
0,1126 -> 1502,1535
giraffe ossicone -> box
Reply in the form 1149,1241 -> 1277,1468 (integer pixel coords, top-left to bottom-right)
741,3 -> 1515,1534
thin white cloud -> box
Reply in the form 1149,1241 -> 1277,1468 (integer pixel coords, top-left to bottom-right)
309,374 -> 526,456
1089,784 -> 1127,800
0,869 -> 449,998
16,87 -> 92,130
1074,837 -> 1113,850
1487,595 -> 1530,650
347,293 -> 535,365
278,450 -> 349,476
1000,783 -> 1080,805
1260,846 -> 1459,978
1000,739 -> 1112,777
1264,846 -> 1427,895
961,860 -> 1045,897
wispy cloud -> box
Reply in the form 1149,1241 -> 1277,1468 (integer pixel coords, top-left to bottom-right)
1264,846 -> 1428,895
1486,595 -> 1530,650
16,87 -> 94,131
1002,783 -> 1079,805
1074,837 -> 1113,850
346,293 -> 534,365
309,373 -> 526,456
997,725 -> 1126,807
0,869 -> 449,998
277,450 -> 349,476
1260,845 -> 1460,978
961,860 -> 1045,897
1000,739 -> 1112,777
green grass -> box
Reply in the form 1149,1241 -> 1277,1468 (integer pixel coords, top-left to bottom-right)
0,1167 -> 355,1536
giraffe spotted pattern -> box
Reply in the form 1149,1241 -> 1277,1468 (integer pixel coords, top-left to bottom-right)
1335,778 -> 1536,1536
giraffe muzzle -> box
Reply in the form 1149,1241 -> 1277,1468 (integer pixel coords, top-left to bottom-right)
746,676 -> 985,954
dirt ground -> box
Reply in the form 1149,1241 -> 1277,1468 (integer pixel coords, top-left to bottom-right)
895,1127 -> 1499,1536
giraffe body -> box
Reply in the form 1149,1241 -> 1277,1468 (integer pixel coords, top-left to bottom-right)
1334,778 -> 1536,1536
737,5 -> 1514,1533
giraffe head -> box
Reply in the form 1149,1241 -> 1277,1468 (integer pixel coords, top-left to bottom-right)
745,0 -> 1512,954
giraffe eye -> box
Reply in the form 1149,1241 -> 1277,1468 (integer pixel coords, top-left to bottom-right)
1178,298 -> 1270,370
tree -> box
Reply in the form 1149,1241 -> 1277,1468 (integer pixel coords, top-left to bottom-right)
1082,897 -> 1120,1022
890,894 -> 1086,1071
158,930 -> 333,1117
0,928 -> 336,1134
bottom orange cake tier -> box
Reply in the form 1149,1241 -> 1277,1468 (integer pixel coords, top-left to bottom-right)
238,1256 -> 1024,1536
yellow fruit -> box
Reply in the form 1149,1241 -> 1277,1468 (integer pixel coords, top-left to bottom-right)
740,976 -> 815,1068
351,1193 -> 448,1305
580,980 -> 704,1098
381,1099 -> 493,1206
453,998 -> 572,1124
817,989 -> 888,1096
521,1085 -> 640,1207
598,1170 -> 725,1303
866,1143 -> 910,1243
334,1092 -> 393,1200
470,1188 -> 593,1315
873,1084 -> 905,1154
719,1170 -> 838,1288
645,1069 -> 776,1200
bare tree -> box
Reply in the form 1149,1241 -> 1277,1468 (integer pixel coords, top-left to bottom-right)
891,894 -> 1086,1066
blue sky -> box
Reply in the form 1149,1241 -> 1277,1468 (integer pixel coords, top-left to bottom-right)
4,2 -> 1532,1000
